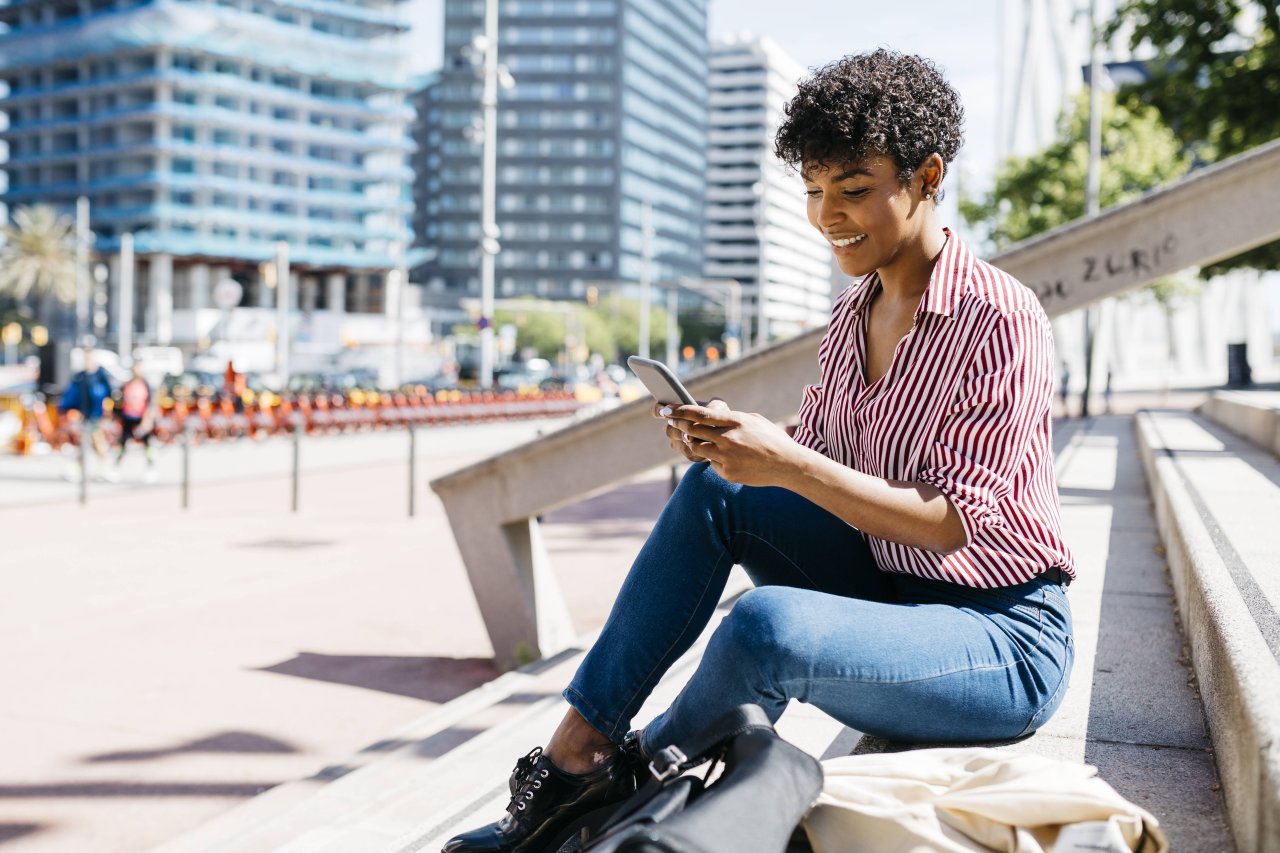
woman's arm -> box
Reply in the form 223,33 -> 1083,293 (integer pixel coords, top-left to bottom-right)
671,406 -> 966,554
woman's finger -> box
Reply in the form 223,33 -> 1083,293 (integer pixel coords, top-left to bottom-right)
681,421 -> 725,442
671,405 -> 737,427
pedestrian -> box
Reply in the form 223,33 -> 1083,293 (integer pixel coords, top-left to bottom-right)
57,346 -> 113,482
1104,365 -> 1114,414
444,50 -> 1077,853
114,362 -> 158,482
1059,360 -> 1072,418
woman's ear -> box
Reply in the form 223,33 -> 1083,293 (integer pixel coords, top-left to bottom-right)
918,153 -> 945,199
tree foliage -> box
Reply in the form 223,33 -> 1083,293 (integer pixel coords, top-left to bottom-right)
596,292 -> 672,361
1107,0 -> 1280,271
0,205 -> 78,304
961,92 -> 1192,247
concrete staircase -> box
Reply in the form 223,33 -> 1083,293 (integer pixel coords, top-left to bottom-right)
150,407 -> 1272,852
1135,392 -> 1280,853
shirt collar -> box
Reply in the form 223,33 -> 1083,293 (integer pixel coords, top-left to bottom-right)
847,228 -> 975,320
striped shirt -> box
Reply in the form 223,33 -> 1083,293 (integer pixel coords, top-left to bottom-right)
793,230 -> 1077,588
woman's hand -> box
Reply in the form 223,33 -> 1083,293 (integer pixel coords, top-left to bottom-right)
654,398 -> 730,462
666,404 -> 802,487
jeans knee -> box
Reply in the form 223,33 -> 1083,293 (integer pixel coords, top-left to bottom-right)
675,461 -> 734,501
717,587 -> 808,673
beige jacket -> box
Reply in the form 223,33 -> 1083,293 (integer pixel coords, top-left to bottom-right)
803,748 -> 1167,853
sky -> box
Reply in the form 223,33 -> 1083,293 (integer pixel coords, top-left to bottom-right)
401,0 -> 1005,222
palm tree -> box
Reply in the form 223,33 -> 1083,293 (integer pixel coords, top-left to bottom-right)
0,204 -> 78,305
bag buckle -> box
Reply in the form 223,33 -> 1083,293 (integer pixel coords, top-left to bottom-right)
648,745 -> 688,782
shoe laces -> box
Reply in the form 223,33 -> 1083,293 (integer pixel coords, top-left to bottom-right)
507,747 -> 551,818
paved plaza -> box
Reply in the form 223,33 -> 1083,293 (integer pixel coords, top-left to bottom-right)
0,418 -> 668,852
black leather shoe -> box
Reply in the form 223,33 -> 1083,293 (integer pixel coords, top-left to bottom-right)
441,746 -> 636,853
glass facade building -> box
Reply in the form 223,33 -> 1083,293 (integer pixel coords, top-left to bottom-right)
414,0 -> 708,304
705,35 -> 834,342
0,0 -> 415,356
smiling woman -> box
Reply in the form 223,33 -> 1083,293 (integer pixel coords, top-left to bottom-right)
443,49 -> 1078,853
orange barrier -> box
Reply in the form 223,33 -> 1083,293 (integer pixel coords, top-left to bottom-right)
9,387 -> 586,452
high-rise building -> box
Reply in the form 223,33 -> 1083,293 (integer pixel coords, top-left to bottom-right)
0,0 -> 418,373
414,0 -> 709,309
705,34 -> 833,343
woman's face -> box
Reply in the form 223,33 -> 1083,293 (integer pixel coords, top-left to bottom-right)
801,156 -> 928,279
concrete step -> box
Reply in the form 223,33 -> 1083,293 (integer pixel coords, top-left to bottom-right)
1135,409 -> 1280,853
1199,390 -> 1280,459
160,415 -> 1233,852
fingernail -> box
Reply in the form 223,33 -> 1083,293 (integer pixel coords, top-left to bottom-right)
667,418 -> 675,427
659,407 -> 671,417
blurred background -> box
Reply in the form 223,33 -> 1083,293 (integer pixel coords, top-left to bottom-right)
1,0 -> 1276,443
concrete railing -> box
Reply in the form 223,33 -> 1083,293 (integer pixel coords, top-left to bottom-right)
433,138 -> 1280,670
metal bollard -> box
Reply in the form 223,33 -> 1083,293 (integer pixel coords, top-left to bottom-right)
181,430 -> 190,509
79,425 -> 89,506
291,420 -> 301,513
408,425 -> 417,518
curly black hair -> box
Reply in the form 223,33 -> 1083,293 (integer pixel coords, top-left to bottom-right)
774,49 -> 965,196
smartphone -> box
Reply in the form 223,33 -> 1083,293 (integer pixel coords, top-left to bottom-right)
627,355 -> 696,406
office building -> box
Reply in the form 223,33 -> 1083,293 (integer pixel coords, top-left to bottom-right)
0,0 -> 419,374
414,0 -> 709,309
705,34 -> 833,342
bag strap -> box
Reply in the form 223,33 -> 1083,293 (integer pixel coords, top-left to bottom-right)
646,704 -> 775,782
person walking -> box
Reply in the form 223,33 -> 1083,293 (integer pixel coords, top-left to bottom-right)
58,346 -> 114,482
444,50 -> 1077,853
114,362 -> 158,482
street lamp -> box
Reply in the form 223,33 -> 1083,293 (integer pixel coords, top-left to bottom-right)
750,181 -> 769,348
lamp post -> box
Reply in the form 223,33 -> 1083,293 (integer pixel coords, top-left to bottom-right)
75,196 -> 91,345
639,202 -> 655,359
274,241 -> 290,388
1080,0 -> 1103,417
750,181 -> 769,348
474,0 -> 511,389
118,233 -> 134,367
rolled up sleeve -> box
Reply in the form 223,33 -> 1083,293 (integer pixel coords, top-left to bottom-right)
916,310 -> 1053,545
793,381 -> 828,454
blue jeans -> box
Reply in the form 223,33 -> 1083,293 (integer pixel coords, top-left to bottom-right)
564,462 -> 1074,755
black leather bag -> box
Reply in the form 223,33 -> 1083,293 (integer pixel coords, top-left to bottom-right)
573,704 -> 822,853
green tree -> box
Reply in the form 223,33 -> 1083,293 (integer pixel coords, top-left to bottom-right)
0,205 -> 78,305
495,299 -> 618,363
1107,0 -> 1280,272
961,92 -> 1194,415
961,91 -> 1192,245
598,292 -> 672,360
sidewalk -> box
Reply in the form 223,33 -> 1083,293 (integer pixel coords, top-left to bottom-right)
0,419 -> 668,852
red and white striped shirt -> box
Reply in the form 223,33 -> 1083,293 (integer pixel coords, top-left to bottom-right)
793,230 -> 1077,588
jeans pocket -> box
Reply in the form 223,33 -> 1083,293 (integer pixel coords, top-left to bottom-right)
1018,632 -> 1075,737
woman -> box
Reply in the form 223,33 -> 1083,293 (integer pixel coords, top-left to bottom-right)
444,49 -> 1076,853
